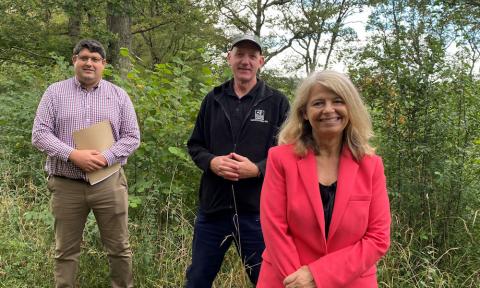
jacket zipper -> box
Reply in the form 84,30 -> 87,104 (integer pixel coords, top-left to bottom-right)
214,81 -> 269,152
214,82 -> 268,211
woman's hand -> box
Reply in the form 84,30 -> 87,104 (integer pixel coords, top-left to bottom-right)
283,266 -> 316,288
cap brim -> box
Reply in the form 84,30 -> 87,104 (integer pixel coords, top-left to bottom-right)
231,40 -> 262,53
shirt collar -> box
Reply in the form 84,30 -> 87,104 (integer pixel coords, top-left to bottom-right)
227,78 -> 261,99
74,77 -> 103,91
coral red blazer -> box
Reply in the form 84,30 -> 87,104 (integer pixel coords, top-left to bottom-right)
258,144 -> 391,288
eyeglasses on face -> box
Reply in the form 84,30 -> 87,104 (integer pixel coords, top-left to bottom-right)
74,55 -> 104,63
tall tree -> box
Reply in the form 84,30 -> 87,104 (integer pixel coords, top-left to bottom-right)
281,0 -> 362,73
443,0 -> 480,76
213,0 -> 296,62
350,0 -> 480,254
63,1 -> 84,45
131,0 -> 222,67
107,0 -> 132,74
0,0 -> 65,65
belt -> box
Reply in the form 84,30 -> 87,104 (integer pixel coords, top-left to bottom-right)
52,175 -> 89,184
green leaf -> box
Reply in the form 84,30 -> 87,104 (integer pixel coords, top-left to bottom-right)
119,48 -> 130,57
128,196 -> 142,208
201,67 -> 212,76
168,146 -> 189,162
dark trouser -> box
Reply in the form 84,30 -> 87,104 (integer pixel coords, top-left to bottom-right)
47,169 -> 133,288
185,210 -> 265,288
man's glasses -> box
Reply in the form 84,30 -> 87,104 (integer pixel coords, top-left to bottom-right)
75,55 -> 104,63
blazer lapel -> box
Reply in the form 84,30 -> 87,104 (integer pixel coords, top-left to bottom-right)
298,151 -> 327,247
327,146 -> 359,242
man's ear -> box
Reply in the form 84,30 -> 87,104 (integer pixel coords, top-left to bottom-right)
259,55 -> 265,67
226,51 -> 232,64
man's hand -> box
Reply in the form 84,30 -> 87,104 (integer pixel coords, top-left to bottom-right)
69,149 -> 108,172
210,155 -> 240,181
230,153 -> 259,179
283,266 -> 316,288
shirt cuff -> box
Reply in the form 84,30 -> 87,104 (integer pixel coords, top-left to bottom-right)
62,146 -> 75,162
102,150 -> 116,166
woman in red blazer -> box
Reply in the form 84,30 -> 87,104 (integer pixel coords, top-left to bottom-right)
258,71 -> 391,288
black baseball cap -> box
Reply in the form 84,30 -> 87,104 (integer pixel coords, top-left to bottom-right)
231,34 -> 262,54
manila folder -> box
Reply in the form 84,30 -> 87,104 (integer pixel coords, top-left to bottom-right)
72,120 -> 121,185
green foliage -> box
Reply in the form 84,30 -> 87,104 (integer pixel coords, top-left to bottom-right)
0,0 -> 224,69
0,49 -> 247,287
1,0 -> 479,286
109,48 -> 224,214
349,1 -> 480,286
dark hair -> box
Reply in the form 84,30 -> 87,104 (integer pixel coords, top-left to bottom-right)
73,39 -> 106,59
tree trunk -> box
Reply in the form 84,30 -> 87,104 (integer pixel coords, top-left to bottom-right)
64,2 -> 83,46
106,0 -> 132,76
255,0 -> 262,36
68,15 -> 82,46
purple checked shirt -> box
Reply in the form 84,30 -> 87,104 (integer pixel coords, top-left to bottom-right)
32,77 -> 140,180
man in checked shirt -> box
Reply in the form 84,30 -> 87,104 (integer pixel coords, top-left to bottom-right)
32,39 -> 140,288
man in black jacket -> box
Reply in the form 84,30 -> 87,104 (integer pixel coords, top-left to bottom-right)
186,35 -> 290,287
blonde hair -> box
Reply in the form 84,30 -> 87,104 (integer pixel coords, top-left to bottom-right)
278,70 -> 374,161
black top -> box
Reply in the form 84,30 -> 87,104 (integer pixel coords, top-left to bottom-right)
224,80 -> 260,140
187,79 -> 290,214
319,181 -> 337,239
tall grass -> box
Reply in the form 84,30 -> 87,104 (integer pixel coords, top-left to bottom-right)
378,214 -> 480,288
2,153 -> 479,287
0,155 -> 252,287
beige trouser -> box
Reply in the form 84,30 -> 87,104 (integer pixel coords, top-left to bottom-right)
47,169 -> 133,288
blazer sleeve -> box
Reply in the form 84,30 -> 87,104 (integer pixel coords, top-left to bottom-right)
260,148 -> 302,278
308,156 -> 391,287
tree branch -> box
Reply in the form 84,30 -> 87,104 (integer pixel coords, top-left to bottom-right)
11,46 -> 56,60
0,57 -> 41,66
132,22 -> 169,34
265,0 -> 292,9
266,33 -> 302,61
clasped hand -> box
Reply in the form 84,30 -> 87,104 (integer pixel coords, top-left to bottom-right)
210,153 -> 259,181
283,266 -> 316,288
69,149 -> 108,172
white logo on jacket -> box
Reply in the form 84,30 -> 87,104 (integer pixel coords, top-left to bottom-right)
251,109 -> 269,123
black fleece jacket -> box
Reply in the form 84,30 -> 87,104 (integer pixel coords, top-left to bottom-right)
187,79 -> 290,215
